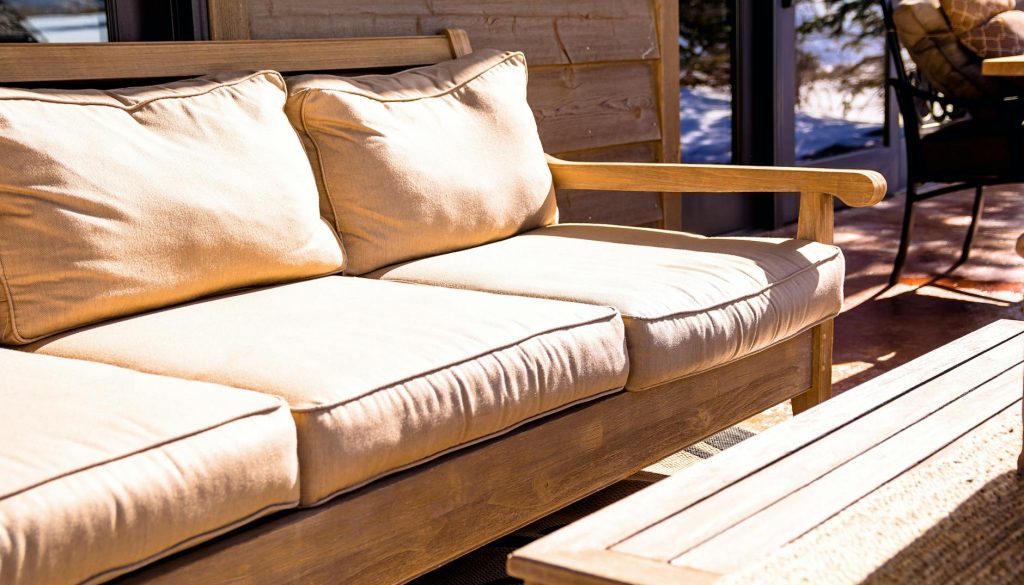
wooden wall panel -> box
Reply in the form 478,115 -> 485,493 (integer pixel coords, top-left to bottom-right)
556,143 -> 662,226
529,63 -> 661,154
252,12 -> 657,65
245,0 -> 679,228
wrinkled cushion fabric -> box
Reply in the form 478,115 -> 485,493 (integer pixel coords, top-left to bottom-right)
941,0 -> 1024,57
28,277 -> 629,505
893,0 -> 1006,101
0,70 -> 344,345
0,350 -> 299,585
369,224 -> 845,391
286,49 -> 558,275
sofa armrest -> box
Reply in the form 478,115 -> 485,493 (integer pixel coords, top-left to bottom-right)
546,156 -> 886,207
545,155 -> 887,244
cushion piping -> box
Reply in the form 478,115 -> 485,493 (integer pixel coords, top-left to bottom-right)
299,88 -> 343,234
302,385 -> 624,508
620,249 -> 842,322
288,307 -> 622,412
630,312 -> 836,391
0,70 -> 283,110
0,399 -> 290,501
0,251 -> 22,344
290,51 -> 525,104
377,244 -> 841,322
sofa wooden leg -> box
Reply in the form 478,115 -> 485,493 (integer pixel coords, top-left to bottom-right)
791,320 -> 834,415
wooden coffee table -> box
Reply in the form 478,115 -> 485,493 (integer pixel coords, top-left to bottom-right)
508,319 -> 1024,585
982,54 -> 1024,76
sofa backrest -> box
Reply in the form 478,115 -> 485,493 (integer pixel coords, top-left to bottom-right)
0,30 -> 473,85
0,31 -> 473,344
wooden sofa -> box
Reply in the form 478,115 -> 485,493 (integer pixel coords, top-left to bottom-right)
0,31 -> 885,585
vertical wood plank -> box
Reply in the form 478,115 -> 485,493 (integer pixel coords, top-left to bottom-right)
789,322 -> 833,414
654,0 -> 682,231
793,191 -> 835,413
443,28 -> 473,57
208,0 -> 251,40
795,191 -> 834,244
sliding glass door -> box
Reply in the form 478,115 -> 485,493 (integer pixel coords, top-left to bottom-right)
678,0 -> 899,232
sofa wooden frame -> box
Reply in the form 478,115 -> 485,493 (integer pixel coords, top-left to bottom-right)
0,31 -> 886,585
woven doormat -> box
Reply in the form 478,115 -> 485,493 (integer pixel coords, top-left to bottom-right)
411,424 -> 758,585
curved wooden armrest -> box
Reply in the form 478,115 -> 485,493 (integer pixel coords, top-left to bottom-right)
546,156 -> 887,208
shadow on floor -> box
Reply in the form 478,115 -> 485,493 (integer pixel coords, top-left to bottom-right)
861,470 -> 1024,585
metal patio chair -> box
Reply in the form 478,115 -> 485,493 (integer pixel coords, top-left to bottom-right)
882,0 -> 1024,286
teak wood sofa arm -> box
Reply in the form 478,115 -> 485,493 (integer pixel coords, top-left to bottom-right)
545,156 -> 888,245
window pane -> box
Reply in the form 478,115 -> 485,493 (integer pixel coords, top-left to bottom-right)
1,0 -> 107,42
679,0 -> 734,164
795,0 -> 885,161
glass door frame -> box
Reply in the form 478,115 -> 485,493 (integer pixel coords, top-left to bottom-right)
734,0 -> 901,228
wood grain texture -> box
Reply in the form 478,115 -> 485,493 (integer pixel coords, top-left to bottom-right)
795,192 -> 835,244
249,1 -> 658,66
791,321 -> 833,414
509,320 -> 1024,585
616,337 -> 1023,562
555,142 -> 663,225
207,0 -> 251,40
546,158 -> 888,206
654,0 -> 682,230
530,62 -> 661,154
118,334 -> 812,585
981,55 -> 1024,76
443,27 -> 473,57
674,367 -> 1022,574
513,320 -> 1023,573
0,37 -> 457,82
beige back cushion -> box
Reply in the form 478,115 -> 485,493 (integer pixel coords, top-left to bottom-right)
894,0 -> 1005,100
0,71 -> 344,345
286,49 -> 558,275
941,0 -> 1024,57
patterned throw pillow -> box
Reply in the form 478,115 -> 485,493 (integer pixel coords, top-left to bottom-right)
941,0 -> 1024,57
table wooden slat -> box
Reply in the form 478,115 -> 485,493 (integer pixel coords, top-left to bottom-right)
982,55 -> 1024,76
508,319 -> 1024,585
671,366 -> 1022,574
613,335 -> 1022,560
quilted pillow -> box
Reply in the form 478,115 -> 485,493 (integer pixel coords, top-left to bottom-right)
0,71 -> 344,345
941,0 -> 1024,57
895,0 -> 1005,100
286,49 -> 558,275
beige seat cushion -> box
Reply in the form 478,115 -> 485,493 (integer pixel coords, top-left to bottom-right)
0,350 -> 299,585
894,0 -> 1006,100
369,224 -> 845,391
0,70 -> 344,345
286,49 -> 558,275
28,277 -> 628,505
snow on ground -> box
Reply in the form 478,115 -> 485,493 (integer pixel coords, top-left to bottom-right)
681,84 -> 884,164
22,12 -> 106,42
